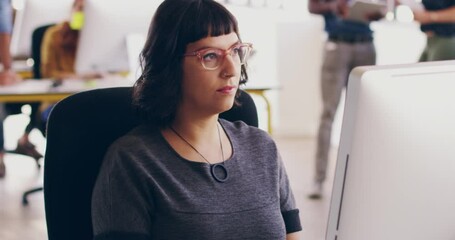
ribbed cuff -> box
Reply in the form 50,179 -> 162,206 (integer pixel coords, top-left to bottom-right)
282,209 -> 302,233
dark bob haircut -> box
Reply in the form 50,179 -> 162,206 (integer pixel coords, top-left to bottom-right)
133,0 -> 248,127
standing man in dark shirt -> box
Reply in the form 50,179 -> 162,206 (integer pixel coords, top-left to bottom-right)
308,0 -> 384,199
412,0 -> 455,61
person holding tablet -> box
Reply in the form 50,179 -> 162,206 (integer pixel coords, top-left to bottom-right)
0,0 -> 22,177
412,0 -> 455,61
308,0 -> 385,199
0,0 -> 20,85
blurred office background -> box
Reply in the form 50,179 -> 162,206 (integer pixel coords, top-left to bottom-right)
0,0 -> 426,239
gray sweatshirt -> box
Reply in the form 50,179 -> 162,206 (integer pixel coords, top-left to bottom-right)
92,119 -> 301,240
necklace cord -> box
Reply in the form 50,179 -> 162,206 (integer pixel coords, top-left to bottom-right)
217,123 -> 225,163
169,123 -> 225,165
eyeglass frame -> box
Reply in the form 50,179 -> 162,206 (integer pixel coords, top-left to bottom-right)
183,42 -> 253,70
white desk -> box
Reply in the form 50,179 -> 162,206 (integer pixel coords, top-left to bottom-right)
0,60 -> 34,79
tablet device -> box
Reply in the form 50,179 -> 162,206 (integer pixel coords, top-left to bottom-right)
326,60 -> 455,240
346,0 -> 386,23
398,0 -> 424,11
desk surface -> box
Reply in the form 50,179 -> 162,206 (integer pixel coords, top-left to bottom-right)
0,78 -> 276,102
0,77 -> 134,102
0,78 -> 276,133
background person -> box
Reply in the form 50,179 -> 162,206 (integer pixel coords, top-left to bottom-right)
40,0 -> 98,80
411,0 -> 455,61
308,0 -> 385,199
91,0 -> 302,239
0,0 -> 20,85
0,0 -> 23,177
17,0 -> 101,148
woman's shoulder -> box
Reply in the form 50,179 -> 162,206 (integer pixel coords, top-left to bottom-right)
107,124 -> 161,155
219,118 -> 274,145
100,124 -> 168,172
219,119 -> 279,172
43,22 -> 67,44
46,22 -> 66,35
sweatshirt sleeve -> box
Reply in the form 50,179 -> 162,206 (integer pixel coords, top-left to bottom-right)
278,152 -> 302,234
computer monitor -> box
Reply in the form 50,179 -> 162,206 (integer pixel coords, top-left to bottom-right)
75,0 -> 162,74
326,60 -> 455,240
10,0 -> 73,58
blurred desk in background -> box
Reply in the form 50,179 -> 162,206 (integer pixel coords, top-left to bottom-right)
12,59 -> 34,79
0,77 -> 133,102
0,78 -> 275,133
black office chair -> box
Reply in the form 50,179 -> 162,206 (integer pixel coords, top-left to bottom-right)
32,24 -> 55,79
43,87 -> 258,240
20,24 -> 56,205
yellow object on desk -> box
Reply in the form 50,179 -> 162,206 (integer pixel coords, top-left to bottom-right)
85,80 -> 98,87
17,70 -> 33,79
12,59 -> 34,79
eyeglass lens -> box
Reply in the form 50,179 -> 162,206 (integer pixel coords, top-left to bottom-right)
200,45 -> 250,69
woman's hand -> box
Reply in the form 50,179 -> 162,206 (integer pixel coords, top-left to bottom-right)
332,0 -> 349,18
81,72 -> 105,80
366,11 -> 385,21
0,70 -> 22,86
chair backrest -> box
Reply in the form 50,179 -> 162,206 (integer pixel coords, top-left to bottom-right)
31,24 -> 55,79
43,87 -> 258,240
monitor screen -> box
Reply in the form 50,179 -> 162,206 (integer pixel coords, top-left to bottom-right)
10,0 -> 73,58
75,0 -> 162,74
326,60 -> 455,240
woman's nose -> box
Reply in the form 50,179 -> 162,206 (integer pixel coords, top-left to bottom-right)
220,54 -> 238,77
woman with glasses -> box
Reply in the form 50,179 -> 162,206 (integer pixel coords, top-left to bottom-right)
91,0 -> 301,239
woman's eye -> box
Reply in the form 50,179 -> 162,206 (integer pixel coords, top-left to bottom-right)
202,52 -> 218,61
231,47 -> 241,55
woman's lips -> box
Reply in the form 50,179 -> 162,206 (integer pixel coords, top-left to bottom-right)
217,86 -> 236,94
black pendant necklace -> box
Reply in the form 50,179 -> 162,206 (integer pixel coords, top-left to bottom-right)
170,123 -> 228,183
